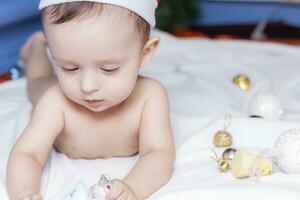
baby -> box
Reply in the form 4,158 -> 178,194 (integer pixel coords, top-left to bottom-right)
6,0 -> 175,200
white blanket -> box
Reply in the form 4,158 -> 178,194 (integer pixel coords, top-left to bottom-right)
143,30 -> 300,121
1,30 -> 300,199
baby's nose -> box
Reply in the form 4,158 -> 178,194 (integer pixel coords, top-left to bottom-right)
80,73 -> 99,94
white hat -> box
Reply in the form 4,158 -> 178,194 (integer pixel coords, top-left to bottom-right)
39,0 -> 158,27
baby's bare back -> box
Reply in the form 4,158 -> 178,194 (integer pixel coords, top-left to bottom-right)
54,78 -> 147,159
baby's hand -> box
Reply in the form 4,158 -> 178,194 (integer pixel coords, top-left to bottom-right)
106,179 -> 138,200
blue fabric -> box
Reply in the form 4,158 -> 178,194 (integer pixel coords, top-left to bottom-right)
0,0 -> 40,28
195,1 -> 300,27
0,0 -> 41,75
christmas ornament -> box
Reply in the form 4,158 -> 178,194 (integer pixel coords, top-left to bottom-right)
213,115 -> 233,147
219,160 -> 231,173
213,131 -> 232,147
248,92 -> 284,120
233,74 -> 251,91
231,149 -> 272,179
210,149 -> 231,173
222,148 -> 237,162
270,129 -> 300,173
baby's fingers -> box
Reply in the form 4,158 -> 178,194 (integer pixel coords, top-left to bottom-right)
115,190 -> 129,200
106,179 -> 124,200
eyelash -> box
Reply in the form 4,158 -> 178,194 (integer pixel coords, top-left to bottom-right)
101,68 -> 119,73
62,67 -> 78,72
61,67 -> 119,73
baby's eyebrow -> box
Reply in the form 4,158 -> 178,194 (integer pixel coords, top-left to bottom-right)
51,56 -> 126,65
51,56 -> 74,64
95,57 -> 126,64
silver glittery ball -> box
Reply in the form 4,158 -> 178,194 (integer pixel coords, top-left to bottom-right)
248,92 -> 284,120
272,129 -> 300,173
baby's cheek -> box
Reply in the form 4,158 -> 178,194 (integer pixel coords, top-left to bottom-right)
111,80 -> 135,99
60,81 -> 79,99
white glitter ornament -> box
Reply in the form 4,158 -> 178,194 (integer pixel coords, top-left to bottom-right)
248,92 -> 284,120
271,129 -> 300,173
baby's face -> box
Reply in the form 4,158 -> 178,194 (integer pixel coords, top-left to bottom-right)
44,13 -> 144,112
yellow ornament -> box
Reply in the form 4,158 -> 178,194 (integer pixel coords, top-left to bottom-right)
213,115 -> 234,148
219,159 -> 231,173
213,131 -> 233,147
230,149 -> 273,179
210,149 -> 231,173
233,74 -> 251,91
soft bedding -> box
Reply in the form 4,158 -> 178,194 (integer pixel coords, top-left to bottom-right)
1,30 -> 300,199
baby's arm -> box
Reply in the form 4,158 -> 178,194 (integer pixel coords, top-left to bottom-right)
110,80 -> 175,200
6,85 -> 64,200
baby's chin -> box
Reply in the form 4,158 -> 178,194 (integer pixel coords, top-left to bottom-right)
81,100 -> 122,113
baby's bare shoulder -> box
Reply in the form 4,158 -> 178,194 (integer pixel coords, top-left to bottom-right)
37,84 -> 68,107
136,76 -> 168,99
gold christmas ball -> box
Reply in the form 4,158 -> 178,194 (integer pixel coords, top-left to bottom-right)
213,131 -> 233,147
233,74 -> 251,91
219,159 -> 231,173
222,148 -> 237,162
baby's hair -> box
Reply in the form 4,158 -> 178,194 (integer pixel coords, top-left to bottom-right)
42,2 -> 150,43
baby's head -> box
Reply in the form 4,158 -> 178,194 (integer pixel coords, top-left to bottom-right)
40,0 -> 160,112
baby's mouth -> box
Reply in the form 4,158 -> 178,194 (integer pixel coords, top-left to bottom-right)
84,99 -> 104,107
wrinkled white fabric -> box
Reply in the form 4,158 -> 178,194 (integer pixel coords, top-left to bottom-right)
1,30 -> 300,199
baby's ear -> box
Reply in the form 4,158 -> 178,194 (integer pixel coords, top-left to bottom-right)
140,36 -> 160,68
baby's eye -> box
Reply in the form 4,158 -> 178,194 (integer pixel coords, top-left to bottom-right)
62,67 -> 79,72
101,67 -> 119,73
